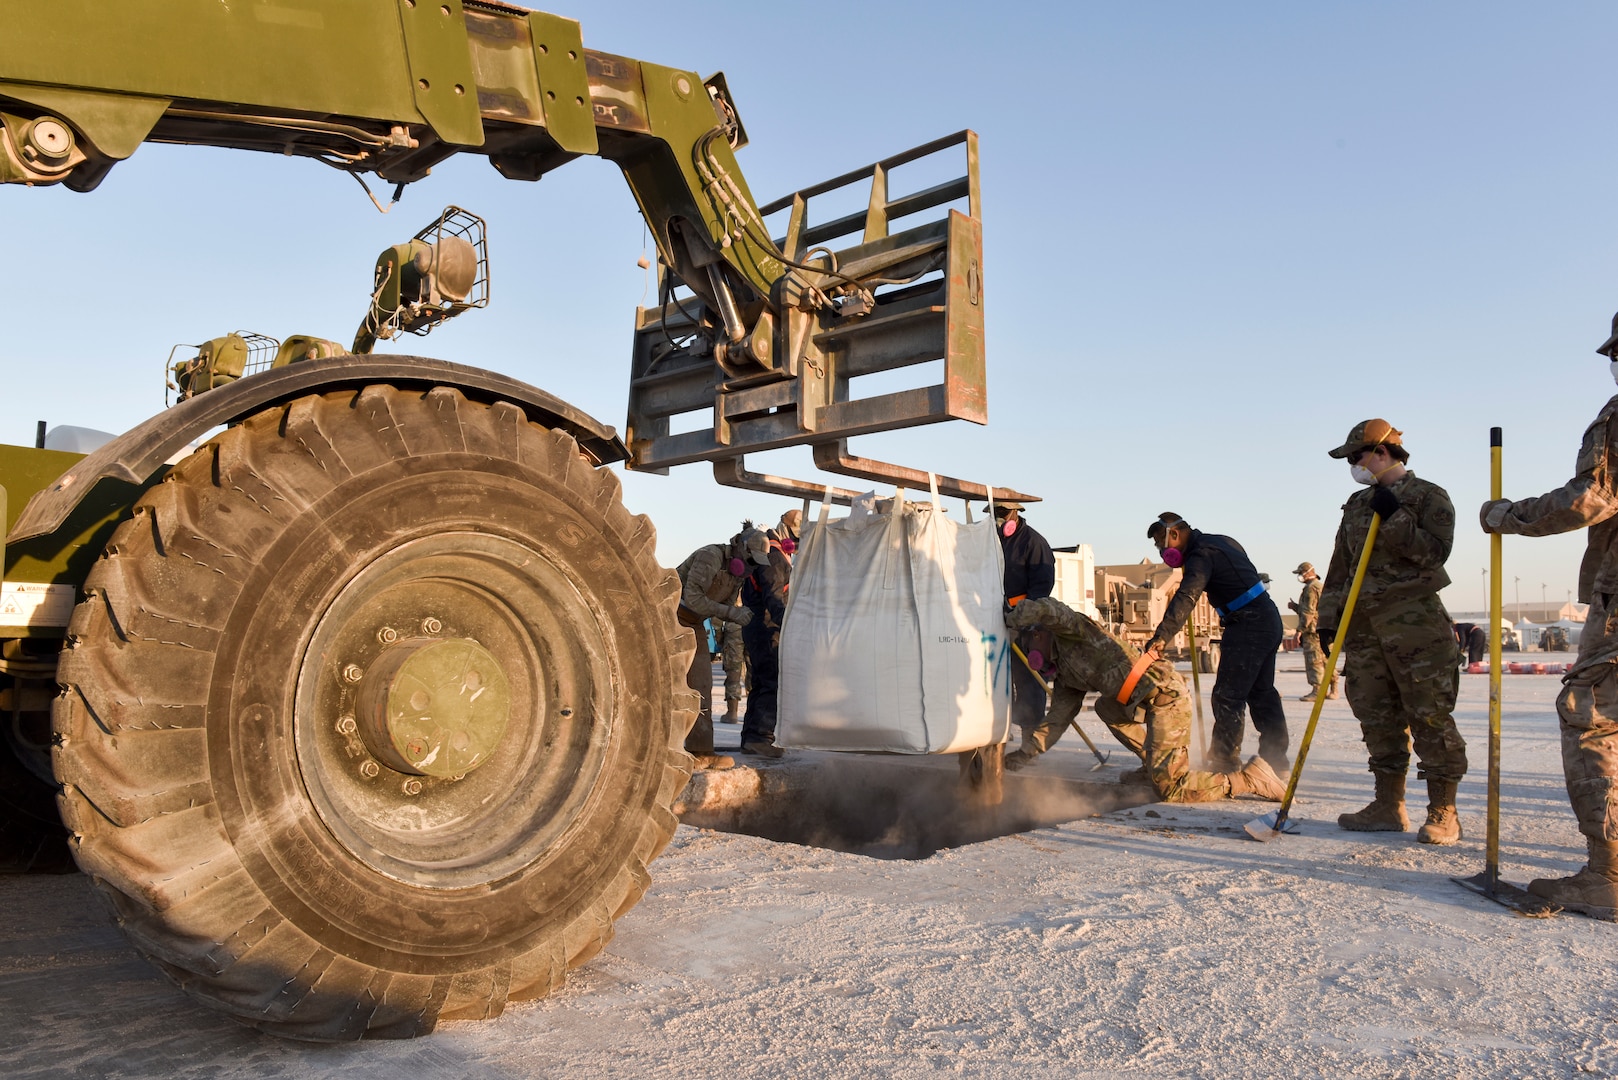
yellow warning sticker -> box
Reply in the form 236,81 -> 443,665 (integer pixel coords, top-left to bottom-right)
0,582 -> 76,628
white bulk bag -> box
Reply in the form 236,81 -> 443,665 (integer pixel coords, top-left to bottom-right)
776,483 -> 1012,753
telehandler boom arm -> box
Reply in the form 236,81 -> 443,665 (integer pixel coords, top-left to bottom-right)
0,0 -> 1031,505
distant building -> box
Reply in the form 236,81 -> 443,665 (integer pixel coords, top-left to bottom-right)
1450,601 -> 1586,626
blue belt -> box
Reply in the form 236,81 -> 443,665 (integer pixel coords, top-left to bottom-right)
1215,581 -> 1266,618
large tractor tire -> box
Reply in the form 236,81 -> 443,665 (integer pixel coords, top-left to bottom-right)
52,385 -> 697,1040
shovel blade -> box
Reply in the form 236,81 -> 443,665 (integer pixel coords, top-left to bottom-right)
1451,872 -> 1558,917
1244,810 -> 1300,842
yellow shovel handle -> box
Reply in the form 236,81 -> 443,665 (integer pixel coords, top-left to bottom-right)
1275,513 -> 1382,821
1486,428 -> 1503,886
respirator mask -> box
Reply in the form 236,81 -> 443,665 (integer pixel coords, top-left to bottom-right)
1022,628 -> 1057,678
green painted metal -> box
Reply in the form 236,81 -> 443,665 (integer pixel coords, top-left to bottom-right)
0,1 -> 769,295
0,83 -> 168,160
172,333 -> 251,398
526,11 -> 595,154
0,444 -> 141,636
357,637 -> 512,779
395,0 -> 484,147
638,58 -> 780,285
0,2 -> 420,132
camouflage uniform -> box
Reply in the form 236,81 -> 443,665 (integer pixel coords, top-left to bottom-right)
1486,394 -> 1618,844
676,543 -> 748,757
1006,597 -> 1235,803
1320,472 -> 1467,784
718,619 -> 747,716
1292,577 -> 1329,689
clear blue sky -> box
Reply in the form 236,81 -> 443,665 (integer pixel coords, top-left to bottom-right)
4,1 -> 1614,616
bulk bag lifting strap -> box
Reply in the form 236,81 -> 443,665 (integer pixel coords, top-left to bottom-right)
776,478 -> 1012,754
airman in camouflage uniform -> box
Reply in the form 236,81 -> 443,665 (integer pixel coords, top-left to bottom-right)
1003,597 -> 1285,803
1478,310 -> 1618,919
1288,561 -> 1339,699
1320,419 -> 1467,845
676,533 -> 767,770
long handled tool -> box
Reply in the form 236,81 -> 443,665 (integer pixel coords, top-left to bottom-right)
1453,428 -> 1551,912
1012,641 -> 1111,769
1185,620 -> 1209,768
1245,514 -> 1381,841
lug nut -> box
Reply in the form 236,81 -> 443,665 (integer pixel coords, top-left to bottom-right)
402,779 -> 423,795
336,715 -> 357,734
342,663 -> 364,684
422,617 -> 443,634
359,761 -> 380,778
377,626 -> 399,644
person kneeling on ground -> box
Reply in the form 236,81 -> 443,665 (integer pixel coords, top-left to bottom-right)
1003,596 -> 1285,803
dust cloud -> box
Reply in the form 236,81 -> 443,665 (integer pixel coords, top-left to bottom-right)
698,758 -> 1126,860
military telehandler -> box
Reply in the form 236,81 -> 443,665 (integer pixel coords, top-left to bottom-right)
0,0 -> 1028,1039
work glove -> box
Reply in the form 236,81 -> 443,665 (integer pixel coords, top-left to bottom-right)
728,606 -> 754,628
1142,637 -> 1164,661
1004,601 -> 1034,628
1369,486 -> 1400,520
1479,499 -> 1514,533
1287,599 -> 1298,612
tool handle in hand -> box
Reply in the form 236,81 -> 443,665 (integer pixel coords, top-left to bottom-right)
1486,427 -> 1503,887
1273,514 -> 1381,827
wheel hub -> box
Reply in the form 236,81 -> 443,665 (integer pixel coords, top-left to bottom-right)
356,637 -> 510,778
293,532 -> 612,888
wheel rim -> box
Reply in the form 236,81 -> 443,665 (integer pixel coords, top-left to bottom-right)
294,531 -> 613,889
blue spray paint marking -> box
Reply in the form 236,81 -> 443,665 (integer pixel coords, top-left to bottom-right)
982,631 -> 1012,690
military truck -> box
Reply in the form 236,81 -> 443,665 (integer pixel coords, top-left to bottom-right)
0,1 -> 1031,1040
1094,560 -> 1223,671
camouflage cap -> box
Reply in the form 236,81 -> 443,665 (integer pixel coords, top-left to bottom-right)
1293,561 -> 1314,576
1327,418 -> 1403,459
740,528 -> 771,566
982,500 -> 1025,515
1597,311 -> 1618,357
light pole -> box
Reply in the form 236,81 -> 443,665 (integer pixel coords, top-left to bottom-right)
1514,577 -> 1521,623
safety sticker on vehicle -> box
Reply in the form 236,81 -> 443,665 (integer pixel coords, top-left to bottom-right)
0,582 -> 76,628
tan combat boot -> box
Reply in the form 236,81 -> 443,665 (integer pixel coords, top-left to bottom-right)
1338,772 -> 1409,832
1226,755 -> 1286,801
722,698 -> 741,724
1416,778 -> 1462,845
1527,838 -> 1618,920
691,753 -> 735,771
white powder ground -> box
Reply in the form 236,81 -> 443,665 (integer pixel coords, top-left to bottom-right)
1,657 -> 1612,1078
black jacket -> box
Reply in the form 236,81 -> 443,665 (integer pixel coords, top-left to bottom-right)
742,544 -> 790,633
999,519 -> 1055,601
1153,529 -> 1269,641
